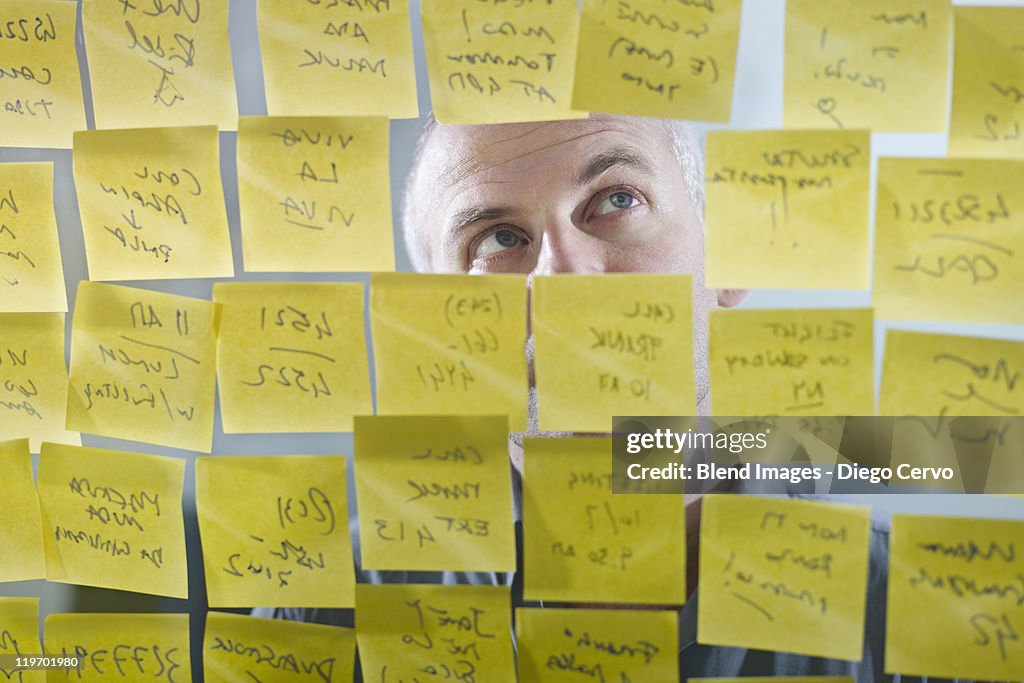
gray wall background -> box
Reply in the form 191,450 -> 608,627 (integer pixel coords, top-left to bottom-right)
1,0 -> 1023,675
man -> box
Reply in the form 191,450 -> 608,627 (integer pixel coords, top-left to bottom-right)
260,114 -> 968,682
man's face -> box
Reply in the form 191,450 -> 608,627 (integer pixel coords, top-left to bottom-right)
413,115 -> 706,278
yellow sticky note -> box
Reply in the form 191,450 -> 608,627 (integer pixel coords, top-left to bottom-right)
44,613 -> 190,681
196,455 -> 355,608
67,282 -> 218,452
874,158 -> 1024,324
533,275 -> 694,432
81,0 -> 237,130
236,116 -> 395,272
698,495 -> 871,661
0,597 -> 44,683
72,126 -> 233,281
356,584 -> 516,683
523,437 -> 687,605
784,0 -> 951,132
37,442 -> 187,598
0,313 -> 79,452
204,611 -> 355,683
370,274 -> 528,431
880,330 -> 1024,417
0,440 -> 45,583
258,0 -> 418,119
887,514 -> 1024,679
572,0 -> 741,122
213,283 -> 372,433
354,415 -> 515,572
706,129 -> 871,289
0,163 -> 67,312
422,0 -> 583,124
949,7 -> 1024,160
709,308 -> 874,416
0,1 -> 85,149
516,607 -> 679,683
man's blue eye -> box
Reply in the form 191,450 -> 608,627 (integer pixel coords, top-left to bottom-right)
475,228 -> 523,259
595,191 -> 638,216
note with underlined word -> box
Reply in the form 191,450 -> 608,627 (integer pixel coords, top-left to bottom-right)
214,283 -> 372,433
706,129 -> 871,289
533,274 -> 694,431
523,437 -> 687,605
784,0 -> 951,132
354,415 -> 515,573
356,584 -> 516,683
572,0 -> 741,121
0,440 -> 45,583
887,514 -> 1024,679
237,116 -> 395,272
196,455 -> 355,608
258,0 -> 418,119
38,442 -> 187,598
73,126 -> 233,281
0,162 -> 67,312
874,158 -> 1023,324
709,308 -> 874,416
698,495 -> 871,661
516,607 -> 680,683
81,0 -> 237,130
204,611 -> 355,683
422,0 -> 584,124
370,273 -> 528,430
66,282 -> 218,452
0,313 -> 80,451
0,0 -> 85,149
949,6 -> 1024,160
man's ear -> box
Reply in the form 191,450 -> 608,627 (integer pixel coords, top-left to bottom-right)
717,289 -> 749,308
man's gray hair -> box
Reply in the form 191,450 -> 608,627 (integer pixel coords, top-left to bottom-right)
401,115 -> 705,272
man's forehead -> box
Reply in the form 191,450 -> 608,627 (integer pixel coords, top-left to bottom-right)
424,115 -> 669,186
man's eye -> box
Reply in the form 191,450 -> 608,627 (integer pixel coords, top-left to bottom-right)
594,191 -> 639,216
474,228 -> 524,259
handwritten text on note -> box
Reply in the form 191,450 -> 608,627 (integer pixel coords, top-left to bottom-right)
237,116 -> 395,272
0,0 -> 86,148
699,495 -> 871,661
0,313 -> 79,451
0,162 -> 67,312
422,0 -> 583,124
785,0 -> 951,132
706,129 -> 871,289
356,584 -> 516,683
572,0 -> 741,121
196,455 -> 355,608
355,415 -> 515,573
874,158 -> 1023,324
82,0 -> 237,130
67,282 -> 218,452
710,308 -> 874,416
258,0 -> 418,118
950,6 -> 1024,160
38,443 -> 188,598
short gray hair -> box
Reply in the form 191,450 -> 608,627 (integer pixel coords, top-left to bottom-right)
401,114 -> 705,272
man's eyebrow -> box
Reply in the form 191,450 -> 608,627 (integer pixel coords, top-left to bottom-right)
574,147 -> 653,187
447,205 -> 517,241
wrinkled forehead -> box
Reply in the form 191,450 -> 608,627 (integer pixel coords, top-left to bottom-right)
424,115 -> 670,189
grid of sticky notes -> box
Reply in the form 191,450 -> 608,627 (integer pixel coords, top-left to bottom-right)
0,1 -> 1023,682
